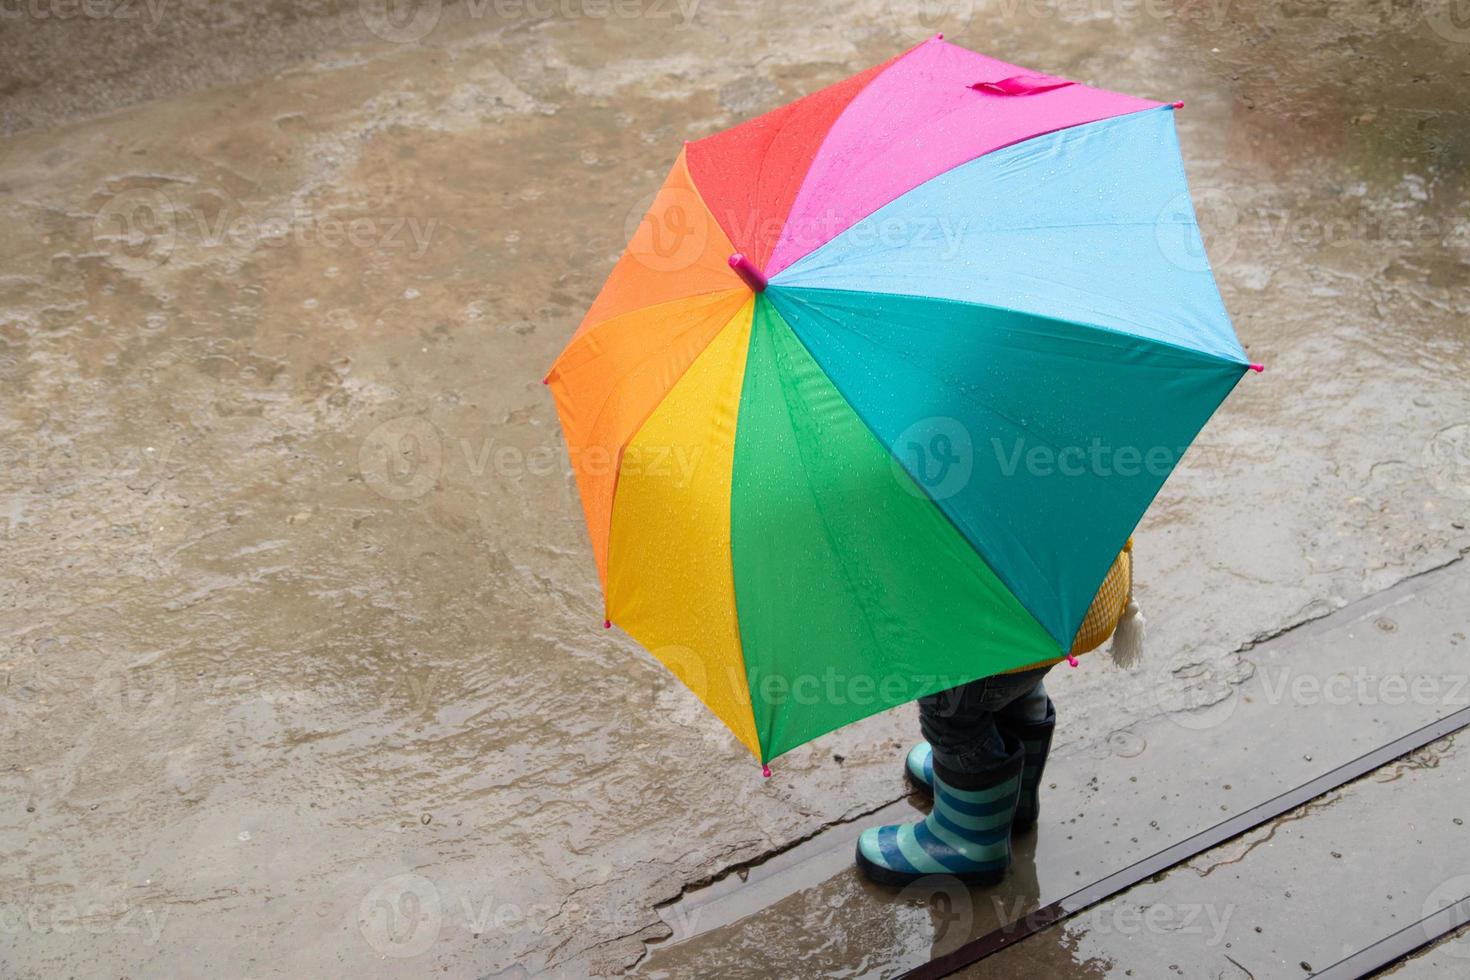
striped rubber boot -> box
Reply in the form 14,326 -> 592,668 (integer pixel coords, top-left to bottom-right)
856,741 -> 1023,886
998,701 -> 1056,832
904,741 -> 935,793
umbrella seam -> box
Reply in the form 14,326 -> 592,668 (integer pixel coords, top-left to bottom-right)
770,284 -> 1070,641
766,284 -> 1221,648
745,39 -> 931,269
557,291 -> 749,595
769,105 -> 1244,364
763,289 -> 1069,651
776,285 -> 1250,372
740,298 -> 888,758
769,98 -> 1166,274
607,298 -> 765,761
773,283 -> 1249,640
549,288 -> 746,379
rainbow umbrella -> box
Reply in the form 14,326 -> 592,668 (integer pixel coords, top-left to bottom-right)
546,37 -> 1258,772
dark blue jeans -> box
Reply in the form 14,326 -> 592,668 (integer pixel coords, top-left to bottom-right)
918,665 -> 1053,776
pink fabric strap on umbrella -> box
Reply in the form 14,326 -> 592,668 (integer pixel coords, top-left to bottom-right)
970,74 -> 1076,96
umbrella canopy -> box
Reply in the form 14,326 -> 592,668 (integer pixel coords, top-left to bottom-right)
546,37 -> 1258,768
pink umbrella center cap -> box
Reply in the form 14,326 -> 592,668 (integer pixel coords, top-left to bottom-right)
728,253 -> 768,293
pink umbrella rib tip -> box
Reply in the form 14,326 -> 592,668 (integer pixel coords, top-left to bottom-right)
1066,654 -> 1079,668
603,619 -> 612,629
1249,363 -> 1265,373
761,764 -> 772,778
728,253 -> 768,293
1171,100 -> 1185,109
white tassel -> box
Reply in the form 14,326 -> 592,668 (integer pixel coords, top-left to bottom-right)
1109,597 -> 1146,670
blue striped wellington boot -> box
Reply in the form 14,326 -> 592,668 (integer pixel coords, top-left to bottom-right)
904,741 -> 935,793
856,740 -> 1024,886
905,701 -> 1056,832
998,701 -> 1055,832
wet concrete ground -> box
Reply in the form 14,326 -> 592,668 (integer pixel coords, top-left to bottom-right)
2,0 -> 1469,977
638,558 -> 1470,976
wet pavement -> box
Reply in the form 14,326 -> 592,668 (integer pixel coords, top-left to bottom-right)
962,722 -> 1470,979
2,0 -> 1469,977
638,555 -> 1470,976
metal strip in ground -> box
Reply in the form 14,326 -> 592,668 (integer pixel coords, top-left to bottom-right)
898,704 -> 1470,980
1307,894 -> 1470,979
